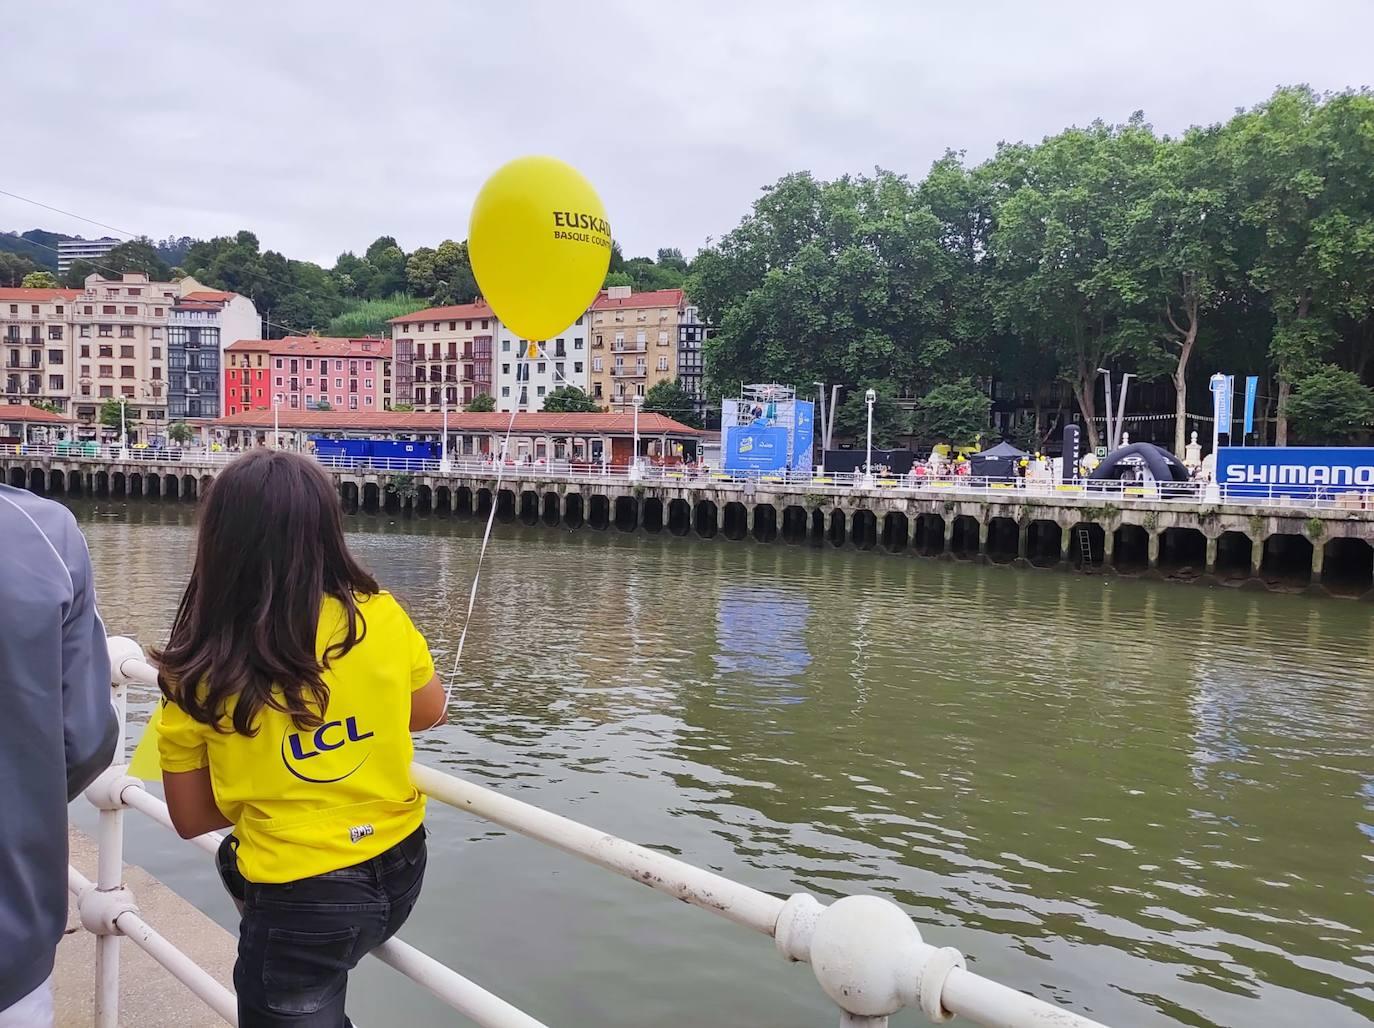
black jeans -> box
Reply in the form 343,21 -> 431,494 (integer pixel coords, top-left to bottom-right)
217,826 -> 427,1027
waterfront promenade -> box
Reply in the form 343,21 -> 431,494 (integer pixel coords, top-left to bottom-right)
7,445 -> 1374,595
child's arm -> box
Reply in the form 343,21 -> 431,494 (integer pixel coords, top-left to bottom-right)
163,767 -> 233,839
410,673 -> 447,732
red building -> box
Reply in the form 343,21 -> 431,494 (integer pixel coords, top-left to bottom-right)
225,337 -> 392,416
223,340 -> 273,416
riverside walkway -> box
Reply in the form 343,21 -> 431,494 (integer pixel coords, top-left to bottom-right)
8,445 -> 1374,595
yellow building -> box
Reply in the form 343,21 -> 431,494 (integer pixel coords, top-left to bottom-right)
587,286 -> 686,410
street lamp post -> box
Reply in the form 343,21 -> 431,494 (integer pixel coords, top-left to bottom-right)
118,397 -> 128,460
272,394 -> 281,449
630,394 -> 643,481
862,387 -> 876,489
1097,368 -> 1113,454
440,390 -> 450,471
1114,373 -> 1135,451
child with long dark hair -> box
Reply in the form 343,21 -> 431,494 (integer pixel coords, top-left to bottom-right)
155,449 -> 446,1026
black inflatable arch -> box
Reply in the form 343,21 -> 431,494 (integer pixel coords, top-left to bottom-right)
1088,442 -> 1190,483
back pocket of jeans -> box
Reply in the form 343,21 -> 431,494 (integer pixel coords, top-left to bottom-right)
263,925 -> 360,1015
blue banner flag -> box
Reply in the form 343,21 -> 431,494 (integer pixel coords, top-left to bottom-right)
1243,376 -> 1258,438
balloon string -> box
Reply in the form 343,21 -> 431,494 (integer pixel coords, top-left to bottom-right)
444,378 -> 522,708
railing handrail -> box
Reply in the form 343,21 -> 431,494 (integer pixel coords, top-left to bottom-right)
70,640 -> 1109,1028
11,440 -> 1373,512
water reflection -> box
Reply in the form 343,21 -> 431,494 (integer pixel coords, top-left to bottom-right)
70,500 -> 1374,1027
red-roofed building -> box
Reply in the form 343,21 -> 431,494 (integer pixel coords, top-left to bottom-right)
2,288 -> 83,413
588,286 -> 687,411
225,337 -> 391,416
387,301 -> 499,413
0,402 -> 75,443
209,408 -> 701,464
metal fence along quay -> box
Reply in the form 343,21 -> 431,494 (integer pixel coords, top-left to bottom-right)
11,441 -> 1374,509
68,636 -> 1110,1028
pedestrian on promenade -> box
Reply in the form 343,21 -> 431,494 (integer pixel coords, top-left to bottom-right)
154,450 -> 446,1026
0,484 -> 118,1028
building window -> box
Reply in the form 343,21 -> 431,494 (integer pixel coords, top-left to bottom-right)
501,386 -> 510,397
79,325 -> 90,338
98,365 -> 113,377
103,305 -> 116,315
99,325 -> 112,337
151,367 -> 161,380
615,332 -> 624,348
365,396 -> 373,406
536,385 -> 546,397
47,325 -> 63,340
120,345 -> 134,358
658,357 -> 669,371
152,347 -> 161,360
336,395 -> 343,406
574,361 -> 583,374
123,305 -> 137,315
80,364 -> 90,376
658,331 -> 668,345
48,349 -> 63,365
501,363 -> 510,375
636,383 -> 645,396
121,385 -> 135,398
592,357 -> 603,372
119,326 -> 134,338
593,382 -> 603,398
49,375 -> 64,390
154,307 -> 163,316
349,395 -> 358,409
152,327 -> 161,339
120,366 -> 134,379
364,379 -> 373,388
574,338 -> 583,350
416,323 -> 424,331
289,395 -> 299,409
502,340 -> 510,353
305,359 -> 313,370
276,358 -> 283,369
537,362 -> 545,373
275,376 -> 283,386
99,386 -> 112,398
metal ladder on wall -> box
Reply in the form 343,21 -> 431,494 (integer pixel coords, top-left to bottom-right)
1077,525 -> 1095,568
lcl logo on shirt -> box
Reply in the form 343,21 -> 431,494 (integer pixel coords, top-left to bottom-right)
281,717 -> 374,784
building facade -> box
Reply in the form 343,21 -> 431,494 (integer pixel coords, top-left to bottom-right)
231,337 -> 390,412
57,237 -> 119,274
588,287 -> 686,411
493,313 -> 590,412
2,287 -> 82,414
678,304 -> 711,421
388,302 -> 497,411
223,340 -> 273,416
166,278 -> 260,420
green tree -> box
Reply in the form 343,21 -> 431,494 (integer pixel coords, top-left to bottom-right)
29,398 -> 61,414
167,421 -> 194,445
21,270 -> 59,288
833,385 -> 912,448
315,400 -> 333,411
364,236 -> 408,298
404,240 -> 478,305
641,378 -> 701,427
1283,364 -> 1374,442
913,379 -> 991,446
391,402 -> 415,412
99,399 -> 128,433
96,237 -> 172,280
541,385 -> 601,413
466,392 -> 496,412
0,252 -> 42,286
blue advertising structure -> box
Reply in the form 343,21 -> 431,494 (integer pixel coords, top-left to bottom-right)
1217,446 -> 1374,497
721,387 -> 815,473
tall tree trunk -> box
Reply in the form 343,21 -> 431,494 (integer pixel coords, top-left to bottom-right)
1167,297 -> 1199,458
1074,377 -> 1099,450
1275,377 -> 1291,446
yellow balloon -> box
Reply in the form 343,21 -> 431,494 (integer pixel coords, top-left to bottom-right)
469,156 -> 612,342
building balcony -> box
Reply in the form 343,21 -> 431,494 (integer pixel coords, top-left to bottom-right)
168,310 -> 221,324
611,366 -> 647,378
612,342 -> 647,353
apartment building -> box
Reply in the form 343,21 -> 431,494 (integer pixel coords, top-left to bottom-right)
57,236 -> 119,274
493,313 -> 590,412
1,287 -> 82,412
70,273 -> 180,441
678,304 -> 712,421
234,337 -> 390,412
587,286 -> 686,410
166,276 -> 260,420
387,302 -> 497,410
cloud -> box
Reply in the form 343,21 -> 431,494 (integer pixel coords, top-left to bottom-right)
3,0 -> 1371,265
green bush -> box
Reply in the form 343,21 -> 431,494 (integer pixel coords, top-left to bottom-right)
326,295 -> 429,338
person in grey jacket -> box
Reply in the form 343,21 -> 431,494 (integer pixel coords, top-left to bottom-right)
0,484 -> 118,1026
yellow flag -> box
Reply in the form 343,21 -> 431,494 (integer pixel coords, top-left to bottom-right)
127,704 -> 164,781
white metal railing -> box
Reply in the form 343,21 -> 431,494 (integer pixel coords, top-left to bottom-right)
10,441 -> 1374,511
71,636 -> 1108,1028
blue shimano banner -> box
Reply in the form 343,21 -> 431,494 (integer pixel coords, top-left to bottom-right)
723,424 -> 791,471
1243,376 -> 1258,437
1217,446 -> 1374,497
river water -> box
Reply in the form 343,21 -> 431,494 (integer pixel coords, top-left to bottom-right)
69,500 -> 1374,1027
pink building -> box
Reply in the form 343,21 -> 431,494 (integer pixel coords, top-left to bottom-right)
230,336 -> 391,412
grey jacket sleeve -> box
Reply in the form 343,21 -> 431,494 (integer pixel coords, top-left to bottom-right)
61,521 -> 117,800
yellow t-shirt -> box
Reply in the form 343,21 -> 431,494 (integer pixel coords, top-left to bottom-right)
158,591 -> 435,883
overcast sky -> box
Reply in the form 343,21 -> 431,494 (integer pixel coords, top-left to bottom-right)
4,1 -> 1373,266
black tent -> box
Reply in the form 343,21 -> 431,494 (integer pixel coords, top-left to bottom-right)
969,440 -> 1028,480
1088,442 -> 1191,485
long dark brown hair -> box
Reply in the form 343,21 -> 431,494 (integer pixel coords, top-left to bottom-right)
155,449 -> 378,735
